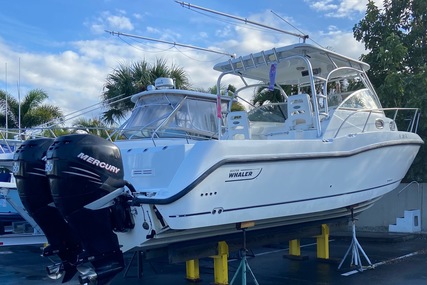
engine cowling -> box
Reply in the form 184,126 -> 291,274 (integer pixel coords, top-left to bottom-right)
14,138 -> 54,215
46,134 -> 133,284
13,138 -> 81,282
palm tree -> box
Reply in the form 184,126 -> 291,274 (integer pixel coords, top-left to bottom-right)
252,87 -> 286,106
205,84 -> 245,111
102,58 -> 190,125
72,117 -> 112,138
0,89 -> 63,129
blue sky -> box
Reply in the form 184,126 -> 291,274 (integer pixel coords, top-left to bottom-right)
0,0 -> 382,123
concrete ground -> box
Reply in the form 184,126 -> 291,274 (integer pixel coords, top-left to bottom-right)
1,232 -> 427,285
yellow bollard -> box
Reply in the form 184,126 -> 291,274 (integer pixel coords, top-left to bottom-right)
289,239 -> 301,256
212,241 -> 229,285
186,259 -> 200,282
316,224 -> 329,259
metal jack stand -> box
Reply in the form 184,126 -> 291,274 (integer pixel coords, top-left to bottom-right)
123,250 -> 144,279
230,222 -> 259,285
338,208 -> 373,272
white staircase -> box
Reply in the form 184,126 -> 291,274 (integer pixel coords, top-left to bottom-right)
388,209 -> 421,233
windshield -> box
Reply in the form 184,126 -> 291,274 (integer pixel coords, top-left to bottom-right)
326,68 -> 382,110
120,93 -> 222,139
339,88 -> 380,109
248,103 -> 287,123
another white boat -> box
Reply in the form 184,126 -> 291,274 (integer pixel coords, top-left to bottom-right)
13,43 -> 423,284
0,139 -> 44,238
0,140 -> 25,234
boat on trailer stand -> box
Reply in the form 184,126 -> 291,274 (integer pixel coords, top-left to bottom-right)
12,45 -> 423,284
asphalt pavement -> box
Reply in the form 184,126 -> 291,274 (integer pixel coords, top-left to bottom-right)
1,232 -> 427,285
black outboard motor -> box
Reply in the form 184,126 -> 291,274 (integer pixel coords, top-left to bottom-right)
13,138 -> 82,282
46,134 -> 133,285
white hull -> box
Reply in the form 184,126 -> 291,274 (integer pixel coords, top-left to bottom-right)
116,131 -> 420,251
118,196 -> 378,251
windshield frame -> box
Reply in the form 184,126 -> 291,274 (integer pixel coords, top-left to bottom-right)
117,90 -> 230,140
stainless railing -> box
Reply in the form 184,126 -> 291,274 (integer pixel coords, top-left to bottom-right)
333,107 -> 420,138
0,124 -> 218,154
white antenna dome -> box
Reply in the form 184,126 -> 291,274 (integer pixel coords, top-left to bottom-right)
154,78 -> 175,89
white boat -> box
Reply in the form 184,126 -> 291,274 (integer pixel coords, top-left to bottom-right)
13,43 -> 423,284
115,43 -> 422,239
0,140 -> 24,233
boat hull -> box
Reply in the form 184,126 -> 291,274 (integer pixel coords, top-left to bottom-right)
117,195 -> 379,251
117,132 -> 421,235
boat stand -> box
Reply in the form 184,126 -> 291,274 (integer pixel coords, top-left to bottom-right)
230,224 -> 259,285
338,208 -> 373,272
123,250 -> 144,279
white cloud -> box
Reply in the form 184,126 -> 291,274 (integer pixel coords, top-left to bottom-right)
146,26 -> 161,35
316,28 -> 366,60
310,0 -> 338,11
90,23 -> 105,34
0,34 -> 229,122
215,26 -> 233,38
198,32 -> 208,39
332,0 -> 369,17
0,38 -> 111,118
133,13 -> 142,20
0,6 -> 372,124
87,11 -> 134,35
106,15 -> 133,31
143,27 -> 182,43
306,0 -> 384,18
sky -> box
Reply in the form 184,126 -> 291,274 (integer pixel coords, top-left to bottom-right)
0,0 -> 383,124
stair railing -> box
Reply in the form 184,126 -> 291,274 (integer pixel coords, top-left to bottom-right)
397,181 -> 423,231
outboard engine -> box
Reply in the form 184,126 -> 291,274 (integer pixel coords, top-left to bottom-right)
46,134 -> 134,285
13,138 -> 82,282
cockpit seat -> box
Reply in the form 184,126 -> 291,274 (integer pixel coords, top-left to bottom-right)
226,111 -> 250,140
286,94 -> 313,130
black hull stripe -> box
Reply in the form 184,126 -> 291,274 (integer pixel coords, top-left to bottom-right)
168,180 -> 398,218
134,140 -> 420,205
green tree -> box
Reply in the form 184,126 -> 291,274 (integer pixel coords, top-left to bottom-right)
252,87 -> 285,106
102,58 -> 190,124
205,84 -> 245,111
353,0 -> 427,181
72,117 -> 112,138
0,89 -> 63,129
